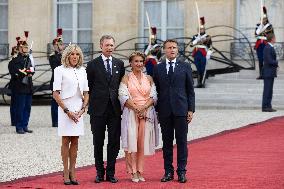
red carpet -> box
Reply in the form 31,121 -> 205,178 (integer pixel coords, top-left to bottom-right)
1,116 -> 284,189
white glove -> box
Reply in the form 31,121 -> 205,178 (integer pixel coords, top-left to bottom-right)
206,49 -> 213,60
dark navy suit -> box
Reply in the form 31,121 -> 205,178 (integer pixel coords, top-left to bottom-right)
153,57 -> 195,175
262,43 -> 278,109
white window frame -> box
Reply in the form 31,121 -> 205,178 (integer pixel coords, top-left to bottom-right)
140,0 -> 184,41
54,0 -> 92,43
0,0 -> 8,44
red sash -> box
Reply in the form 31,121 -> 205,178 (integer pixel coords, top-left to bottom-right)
192,48 -> 207,57
254,39 -> 268,50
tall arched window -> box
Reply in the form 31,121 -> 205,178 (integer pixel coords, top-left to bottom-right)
0,0 -> 8,59
140,0 -> 184,41
56,0 -> 92,43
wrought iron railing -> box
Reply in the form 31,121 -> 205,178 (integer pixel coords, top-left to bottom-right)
47,43 -> 94,61
231,42 -> 284,60
134,42 -> 186,54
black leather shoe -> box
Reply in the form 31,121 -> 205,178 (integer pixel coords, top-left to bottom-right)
23,129 -> 33,133
64,180 -> 72,185
70,180 -> 79,185
106,175 -> 118,183
178,173 -> 187,183
161,173 -> 174,182
52,123 -> 58,127
256,76 -> 263,80
262,108 -> 277,112
94,175 -> 104,183
69,175 -> 79,185
16,130 -> 25,134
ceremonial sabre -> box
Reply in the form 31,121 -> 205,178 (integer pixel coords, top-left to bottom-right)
145,11 -> 152,55
202,58 -> 208,85
195,1 -> 201,35
260,0 -> 264,23
30,41 -> 34,50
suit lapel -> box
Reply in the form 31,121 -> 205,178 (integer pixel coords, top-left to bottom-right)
98,55 -> 108,82
172,60 -> 180,82
110,58 -> 118,83
160,61 -> 169,83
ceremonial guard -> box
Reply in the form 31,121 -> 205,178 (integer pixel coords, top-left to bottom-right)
8,31 -> 34,134
49,28 -> 64,127
8,38 -> 20,126
191,17 -> 213,88
144,27 -> 161,76
255,6 -> 274,79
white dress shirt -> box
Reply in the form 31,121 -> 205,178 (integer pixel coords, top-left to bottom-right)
166,58 -> 177,74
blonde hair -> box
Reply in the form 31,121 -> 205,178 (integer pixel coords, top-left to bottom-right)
61,44 -> 84,68
129,51 -> 146,63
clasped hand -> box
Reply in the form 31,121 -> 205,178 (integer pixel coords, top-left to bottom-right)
67,109 -> 85,123
133,105 -> 147,119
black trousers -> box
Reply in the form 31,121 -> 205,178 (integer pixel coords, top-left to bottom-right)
91,100 -> 121,177
159,114 -> 188,175
262,78 -> 274,109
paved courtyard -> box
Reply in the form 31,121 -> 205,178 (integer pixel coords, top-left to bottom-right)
0,105 -> 283,182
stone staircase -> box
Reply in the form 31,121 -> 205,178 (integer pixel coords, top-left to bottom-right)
195,68 -> 284,110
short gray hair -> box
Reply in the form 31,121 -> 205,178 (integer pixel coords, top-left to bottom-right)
100,35 -> 115,45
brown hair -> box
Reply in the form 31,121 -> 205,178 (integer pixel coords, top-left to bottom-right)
61,44 -> 84,68
129,51 -> 146,63
100,35 -> 115,45
163,39 -> 178,49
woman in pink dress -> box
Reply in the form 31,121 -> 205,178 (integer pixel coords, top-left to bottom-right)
119,52 -> 159,182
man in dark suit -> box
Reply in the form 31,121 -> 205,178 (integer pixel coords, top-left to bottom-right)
86,35 -> 125,183
153,39 -> 195,183
262,33 -> 278,112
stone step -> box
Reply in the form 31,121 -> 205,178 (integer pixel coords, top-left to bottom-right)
196,69 -> 284,109
195,93 -> 284,100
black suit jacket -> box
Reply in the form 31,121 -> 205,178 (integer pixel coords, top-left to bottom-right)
8,53 -> 33,94
49,52 -> 62,90
153,58 -> 195,117
86,55 -> 125,116
263,44 -> 278,78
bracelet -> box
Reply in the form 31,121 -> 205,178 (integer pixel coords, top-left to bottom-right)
63,108 -> 69,114
81,106 -> 86,111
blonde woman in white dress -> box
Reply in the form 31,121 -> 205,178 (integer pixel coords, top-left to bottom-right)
53,44 -> 89,185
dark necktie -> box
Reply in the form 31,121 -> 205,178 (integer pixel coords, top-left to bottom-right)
168,61 -> 173,79
106,59 -> 111,80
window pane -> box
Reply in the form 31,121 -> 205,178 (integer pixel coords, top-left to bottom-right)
57,0 -> 72,2
167,0 -> 184,27
58,4 -> 73,28
144,1 -> 161,27
62,30 -> 73,43
78,3 -> 92,28
167,29 -> 184,39
78,30 -> 91,43
0,0 -> 8,3
0,5 -> 8,29
0,31 -> 8,44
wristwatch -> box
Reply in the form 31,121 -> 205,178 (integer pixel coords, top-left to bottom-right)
63,108 -> 69,114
